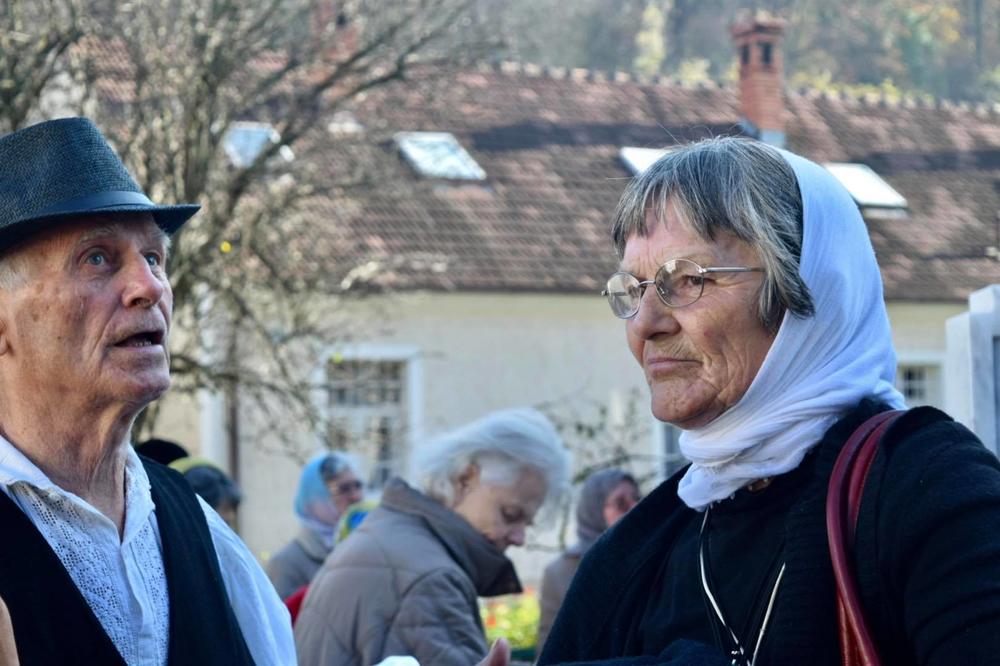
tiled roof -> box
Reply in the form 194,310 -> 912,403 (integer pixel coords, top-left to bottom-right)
87,46 -> 1000,301
310,63 -> 1000,301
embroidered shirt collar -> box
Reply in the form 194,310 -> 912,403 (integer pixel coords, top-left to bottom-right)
0,434 -> 155,543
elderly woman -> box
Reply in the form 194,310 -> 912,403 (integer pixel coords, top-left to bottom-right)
294,407 -> 571,666
537,469 -> 640,651
537,138 -> 1000,665
266,451 -> 365,599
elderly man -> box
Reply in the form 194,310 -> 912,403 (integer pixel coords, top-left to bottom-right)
0,118 -> 294,665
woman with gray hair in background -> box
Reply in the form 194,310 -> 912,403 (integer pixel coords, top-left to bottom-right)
294,407 -> 571,666
267,451 -> 365,600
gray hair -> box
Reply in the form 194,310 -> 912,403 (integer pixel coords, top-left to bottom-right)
611,136 -> 814,331
0,252 -> 31,290
412,407 -> 572,518
318,450 -> 364,483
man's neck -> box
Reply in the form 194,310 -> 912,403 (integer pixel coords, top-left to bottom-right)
0,406 -> 136,536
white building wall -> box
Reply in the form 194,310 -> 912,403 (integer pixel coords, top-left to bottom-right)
153,295 -> 964,586
236,291 -> 650,582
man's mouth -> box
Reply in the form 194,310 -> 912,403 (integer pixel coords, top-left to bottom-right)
115,330 -> 165,347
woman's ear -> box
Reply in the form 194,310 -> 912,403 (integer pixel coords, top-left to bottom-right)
453,462 -> 481,503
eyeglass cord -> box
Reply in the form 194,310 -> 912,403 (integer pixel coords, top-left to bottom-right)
699,507 -> 787,666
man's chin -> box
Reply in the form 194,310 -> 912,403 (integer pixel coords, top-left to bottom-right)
119,374 -> 171,406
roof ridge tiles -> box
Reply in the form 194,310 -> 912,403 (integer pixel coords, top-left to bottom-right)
522,62 -> 544,77
473,58 -> 735,90
543,65 -> 569,80
498,60 -> 522,75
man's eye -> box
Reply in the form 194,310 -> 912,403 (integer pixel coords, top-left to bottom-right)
144,253 -> 161,267
86,252 -> 107,266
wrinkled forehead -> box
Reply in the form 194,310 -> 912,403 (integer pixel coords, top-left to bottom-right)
7,212 -> 168,262
72,213 -> 169,247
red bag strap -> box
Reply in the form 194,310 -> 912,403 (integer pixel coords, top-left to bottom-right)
826,409 -> 905,666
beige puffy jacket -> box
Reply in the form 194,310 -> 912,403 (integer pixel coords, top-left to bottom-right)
294,478 -> 522,666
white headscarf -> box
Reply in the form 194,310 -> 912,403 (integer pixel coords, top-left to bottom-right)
676,148 -> 906,510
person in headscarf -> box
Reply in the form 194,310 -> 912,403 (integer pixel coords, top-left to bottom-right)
536,469 -> 639,650
266,451 -> 364,599
535,137 -> 1000,665
294,407 -> 571,666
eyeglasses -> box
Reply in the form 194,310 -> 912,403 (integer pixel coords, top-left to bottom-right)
602,258 -> 763,319
332,479 -> 363,496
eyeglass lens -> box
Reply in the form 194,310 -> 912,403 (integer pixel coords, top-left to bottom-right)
337,480 -> 363,495
604,259 -> 705,317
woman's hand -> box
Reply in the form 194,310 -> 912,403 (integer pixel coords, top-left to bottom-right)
475,638 -> 510,666
0,596 -> 18,666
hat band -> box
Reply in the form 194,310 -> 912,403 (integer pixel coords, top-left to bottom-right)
32,190 -> 156,219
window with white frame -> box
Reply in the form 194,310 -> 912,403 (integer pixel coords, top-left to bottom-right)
895,363 -> 942,408
326,358 -> 409,488
394,131 -> 486,180
823,163 -> 907,210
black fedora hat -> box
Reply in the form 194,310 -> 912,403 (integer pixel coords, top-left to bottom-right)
0,116 -> 200,251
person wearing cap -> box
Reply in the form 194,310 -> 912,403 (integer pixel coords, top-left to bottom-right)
169,456 -> 244,531
0,117 -> 293,665
135,436 -> 191,466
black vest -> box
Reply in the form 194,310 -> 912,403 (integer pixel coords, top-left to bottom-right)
0,457 -> 255,665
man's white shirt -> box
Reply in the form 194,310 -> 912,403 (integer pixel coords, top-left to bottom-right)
0,436 -> 295,665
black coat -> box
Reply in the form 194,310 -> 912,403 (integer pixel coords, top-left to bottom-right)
539,401 -> 1000,665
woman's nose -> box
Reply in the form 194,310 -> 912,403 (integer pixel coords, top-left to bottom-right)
507,527 -> 526,548
629,286 -> 679,338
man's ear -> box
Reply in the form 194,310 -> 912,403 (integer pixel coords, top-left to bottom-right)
0,317 -> 10,356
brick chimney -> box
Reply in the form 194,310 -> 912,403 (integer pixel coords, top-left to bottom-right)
731,13 -> 787,147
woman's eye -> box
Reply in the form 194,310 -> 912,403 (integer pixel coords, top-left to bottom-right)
501,509 -> 523,524
86,252 -> 107,266
144,253 -> 161,267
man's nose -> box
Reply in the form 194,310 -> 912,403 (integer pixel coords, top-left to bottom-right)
122,255 -> 165,308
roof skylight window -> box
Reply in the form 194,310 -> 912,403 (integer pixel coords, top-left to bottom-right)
223,121 -> 281,168
823,163 -> 907,209
395,132 -> 486,181
619,146 -> 673,175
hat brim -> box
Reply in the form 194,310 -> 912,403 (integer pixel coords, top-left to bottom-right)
0,202 -> 200,253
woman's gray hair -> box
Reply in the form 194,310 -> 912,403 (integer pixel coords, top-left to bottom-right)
412,407 -> 571,518
318,450 -> 364,483
611,136 -> 814,331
